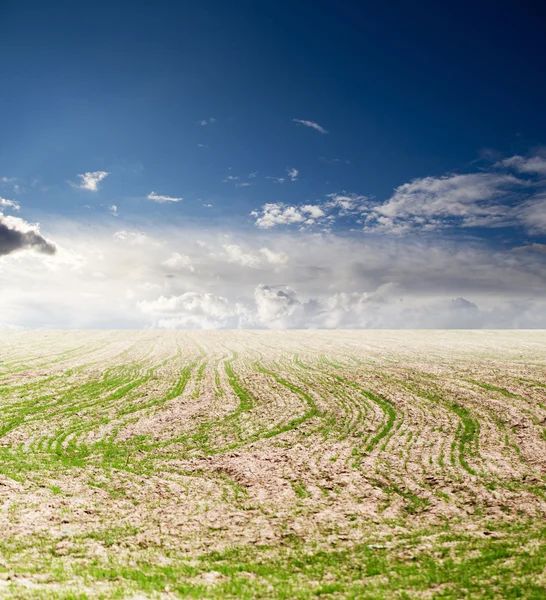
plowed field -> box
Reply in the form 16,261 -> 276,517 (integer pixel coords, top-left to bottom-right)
0,331 -> 545,599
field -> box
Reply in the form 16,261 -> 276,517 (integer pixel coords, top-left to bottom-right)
0,330 -> 545,599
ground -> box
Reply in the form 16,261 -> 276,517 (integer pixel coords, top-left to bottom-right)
0,330 -> 545,599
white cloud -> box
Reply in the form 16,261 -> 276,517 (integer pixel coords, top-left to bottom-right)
325,193 -> 369,214
254,284 -> 304,329
0,197 -> 20,211
259,247 -> 288,266
138,292 -> 244,329
362,173 -> 523,233
2,220 -> 546,329
292,119 -> 329,134
198,117 -> 216,126
512,243 -> 546,254
113,230 -> 157,245
251,203 -> 307,229
497,155 -> 546,175
147,191 -> 183,203
219,244 -> 289,269
301,205 -> 325,219
251,159 -> 546,236
108,205 -> 118,217
251,203 -> 331,229
517,192 -> 546,234
222,244 -> 261,268
162,252 -> 194,271
77,171 -> 109,192
287,167 -> 299,182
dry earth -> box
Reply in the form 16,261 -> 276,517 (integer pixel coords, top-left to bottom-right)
0,330 -> 545,599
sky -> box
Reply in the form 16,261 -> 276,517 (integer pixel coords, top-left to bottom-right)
1,0 -> 546,329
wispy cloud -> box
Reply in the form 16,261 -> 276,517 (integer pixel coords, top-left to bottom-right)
293,119 -> 328,134
251,155 -> 546,236
319,157 -> 352,165
147,191 -> 183,203
496,154 -> 546,175
77,171 -> 109,192
198,117 -> 216,126
0,197 -> 20,211
287,167 -> 299,182
363,173 -> 523,234
108,204 -> 118,217
223,174 -> 252,188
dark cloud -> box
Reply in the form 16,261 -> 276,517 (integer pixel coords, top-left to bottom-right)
0,214 -> 56,256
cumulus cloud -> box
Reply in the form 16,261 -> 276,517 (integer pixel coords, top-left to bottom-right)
251,153 -> 546,235
0,214 -> 56,257
162,252 -> 194,271
222,244 -> 262,268
251,198 -> 364,229
251,203 -> 327,229
2,203 -> 546,329
254,284 -> 304,329
0,197 -> 20,211
147,191 -> 183,203
293,119 -> 329,134
108,205 -> 118,217
259,247 -> 288,265
77,171 -> 109,191
138,292 -> 244,329
252,204 -> 306,229
251,164 -> 546,235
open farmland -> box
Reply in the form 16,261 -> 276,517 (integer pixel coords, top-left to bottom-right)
0,331 -> 545,599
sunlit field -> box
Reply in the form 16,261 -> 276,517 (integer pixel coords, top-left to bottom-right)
0,331 -> 545,599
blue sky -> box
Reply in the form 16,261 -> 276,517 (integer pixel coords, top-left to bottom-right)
1,1 -> 546,328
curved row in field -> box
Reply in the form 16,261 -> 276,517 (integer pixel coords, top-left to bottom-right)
0,330 -> 545,582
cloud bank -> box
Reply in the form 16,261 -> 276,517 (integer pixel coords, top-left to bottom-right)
2,152 -> 546,330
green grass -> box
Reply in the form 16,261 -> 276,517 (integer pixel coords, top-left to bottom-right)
1,520 -> 545,599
